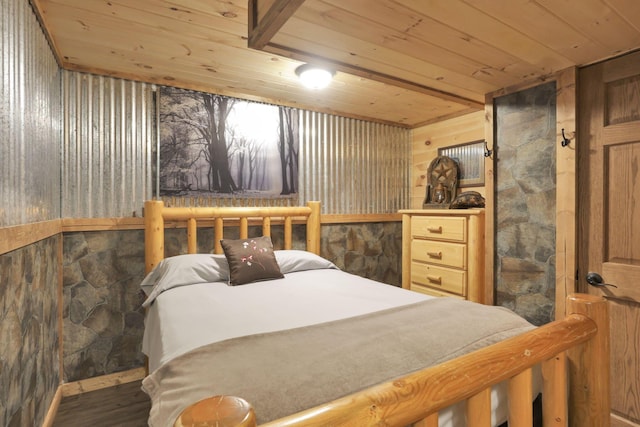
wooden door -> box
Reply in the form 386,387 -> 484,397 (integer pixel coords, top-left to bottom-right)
578,50 -> 640,427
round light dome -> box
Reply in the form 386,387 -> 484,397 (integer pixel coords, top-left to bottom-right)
295,64 -> 335,90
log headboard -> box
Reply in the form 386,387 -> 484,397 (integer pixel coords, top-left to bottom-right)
143,200 -> 321,274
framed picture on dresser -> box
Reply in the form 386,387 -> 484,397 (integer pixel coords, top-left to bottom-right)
438,140 -> 485,187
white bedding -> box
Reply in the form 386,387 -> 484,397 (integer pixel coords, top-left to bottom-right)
141,251 -> 540,427
142,267 -> 432,372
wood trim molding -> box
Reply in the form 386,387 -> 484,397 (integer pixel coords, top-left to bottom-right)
61,217 -> 145,232
28,0 -> 64,68
0,220 -> 62,256
555,67 -> 577,319
0,214 -> 402,248
61,367 -> 147,397
42,385 -> 63,427
321,213 -> 401,224
483,93 -> 495,304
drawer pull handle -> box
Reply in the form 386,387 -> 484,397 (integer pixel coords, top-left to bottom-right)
427,275 -> 442,284
427,226 -> 443,233
427,251 -> 442,259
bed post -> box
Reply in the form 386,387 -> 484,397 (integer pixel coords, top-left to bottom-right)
306,201 -> 321,255
566,293 -> 610,427
174,395 -> 256,427
145,200 -> 165,274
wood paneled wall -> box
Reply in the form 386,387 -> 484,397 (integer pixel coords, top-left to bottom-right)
410,111 -> 486,209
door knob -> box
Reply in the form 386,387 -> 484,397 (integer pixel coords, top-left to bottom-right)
586,272 -> 618,288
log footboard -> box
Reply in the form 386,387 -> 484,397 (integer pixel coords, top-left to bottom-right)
173,293 -> 609,427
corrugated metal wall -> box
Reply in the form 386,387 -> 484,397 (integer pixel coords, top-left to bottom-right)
61,71 -> 155,218
61,75 -> 411,217
2,1 -> 410,224
0,0 -> 61,227
299,111 -> 410,214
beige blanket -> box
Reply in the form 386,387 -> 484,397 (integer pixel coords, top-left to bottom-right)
142,298 -> 534,426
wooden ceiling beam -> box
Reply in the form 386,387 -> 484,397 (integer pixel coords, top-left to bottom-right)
248,0 -> 306,50
246,0 -> 482,110
261,42 -> 484,110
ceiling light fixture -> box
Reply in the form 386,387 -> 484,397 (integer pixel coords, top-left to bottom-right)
295,64 -> 335,90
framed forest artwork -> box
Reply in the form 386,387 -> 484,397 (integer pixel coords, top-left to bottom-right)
157,87 -> 299,199
438,140 -> 485,187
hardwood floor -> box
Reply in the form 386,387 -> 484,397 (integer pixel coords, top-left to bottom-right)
53,380 -> 151,426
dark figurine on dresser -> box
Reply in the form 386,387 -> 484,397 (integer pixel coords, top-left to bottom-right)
423,155 -> 458,208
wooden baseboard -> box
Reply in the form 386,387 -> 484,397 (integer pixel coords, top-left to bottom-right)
42,385 -> 63,427
61,367 -> 147,397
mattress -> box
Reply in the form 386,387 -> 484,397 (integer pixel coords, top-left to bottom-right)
140,250 -> 540,427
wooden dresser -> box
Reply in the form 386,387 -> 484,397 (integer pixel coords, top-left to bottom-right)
400,209 -> 488,304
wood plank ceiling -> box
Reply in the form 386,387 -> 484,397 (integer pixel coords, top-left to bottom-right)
31,0 -> 640,128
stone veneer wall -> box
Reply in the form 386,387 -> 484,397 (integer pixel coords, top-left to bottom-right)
494,81 -> 557,325
0,236 -> 60,426
62,231 -> 147,381
323,222 -> 403,287
61,221 -> 402,380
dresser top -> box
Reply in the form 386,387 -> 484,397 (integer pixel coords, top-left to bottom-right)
399,208 -> 484,216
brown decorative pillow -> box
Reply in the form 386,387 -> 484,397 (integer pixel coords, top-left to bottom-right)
220,236 -> 284,286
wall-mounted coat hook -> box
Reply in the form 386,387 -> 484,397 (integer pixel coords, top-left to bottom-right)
484,140 -> 493,158
561,128 -> 571,147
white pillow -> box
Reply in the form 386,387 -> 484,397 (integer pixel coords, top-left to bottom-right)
140,254 -> 229,298
140,251 -> 337,307
274,250 -> 338,274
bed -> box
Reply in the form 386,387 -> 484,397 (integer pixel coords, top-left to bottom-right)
141,200 -> 611,427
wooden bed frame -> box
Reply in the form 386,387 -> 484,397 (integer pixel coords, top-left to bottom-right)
144,200 -> 321,274
143,200 -> 611,427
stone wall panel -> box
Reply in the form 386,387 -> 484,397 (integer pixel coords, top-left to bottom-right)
0,237 -> 60,426
62,231 -> 146,381
495,82 -> 557,325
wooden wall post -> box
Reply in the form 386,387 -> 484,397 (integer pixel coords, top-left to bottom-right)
144,200 -> 165,274
306,201 -> 321,254
555,67 -> 578,320
401,213 -> 411,289
566,293 -> 610,427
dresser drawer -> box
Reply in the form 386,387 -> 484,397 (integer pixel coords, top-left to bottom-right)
411,239 -> 466,269
411,216 -> 466,242
409,283 -> 465,299
411,263 -> 466,296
